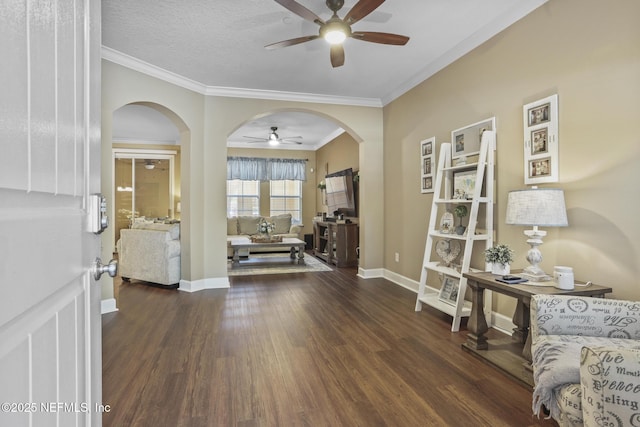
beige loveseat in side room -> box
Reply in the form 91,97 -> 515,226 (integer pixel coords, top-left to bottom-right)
117,222 -> 181,288
227,214 -> 302,257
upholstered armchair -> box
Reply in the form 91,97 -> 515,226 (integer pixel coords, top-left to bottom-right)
530,294 -> 640,426
117,222 -> 181,288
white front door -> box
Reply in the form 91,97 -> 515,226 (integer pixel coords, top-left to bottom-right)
0,0 -> 103,426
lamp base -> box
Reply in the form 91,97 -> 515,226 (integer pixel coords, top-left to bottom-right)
521,265 -> 551,282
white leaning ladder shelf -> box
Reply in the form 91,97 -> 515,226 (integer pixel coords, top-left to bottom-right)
415,131 -> 495,332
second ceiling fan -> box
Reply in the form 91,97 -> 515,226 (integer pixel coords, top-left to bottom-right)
266,0 -> 410,68
243,127 -> 303,145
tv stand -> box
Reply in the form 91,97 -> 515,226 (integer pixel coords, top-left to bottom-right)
313,221 -> 359,268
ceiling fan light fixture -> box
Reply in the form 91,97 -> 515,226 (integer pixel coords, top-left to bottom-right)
324,29 -> 346,45
320,18 -> 350,45
268,128 -> 280,145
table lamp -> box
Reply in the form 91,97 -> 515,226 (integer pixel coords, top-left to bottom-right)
505,187 -> 568,281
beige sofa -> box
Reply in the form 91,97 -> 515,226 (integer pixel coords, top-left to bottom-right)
227,214 -> 302,257
117,222 -> 181,288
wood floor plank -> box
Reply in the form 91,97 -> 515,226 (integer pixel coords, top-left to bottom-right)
102,266 -> 556,426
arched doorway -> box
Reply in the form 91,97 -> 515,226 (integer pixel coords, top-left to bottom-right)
226,109 -> 361,265
109,102 -> 188,302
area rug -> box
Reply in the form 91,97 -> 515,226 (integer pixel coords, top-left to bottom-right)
227,253 -> 333,276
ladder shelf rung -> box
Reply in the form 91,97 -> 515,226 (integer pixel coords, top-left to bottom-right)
424,262 -> 483,277
417,293 -> 472,317
434,197 -> 490,204
428,231 -> 491,241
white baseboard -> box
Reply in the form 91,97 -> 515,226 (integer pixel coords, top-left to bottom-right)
101,298 -> 118,314
490,311 -> 515,336
357,267 -> 385,278
383,269 -> 419,292
377,268 -> 516,334
179,277 -> 230,293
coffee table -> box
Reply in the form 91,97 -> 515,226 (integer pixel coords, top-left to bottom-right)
229,237 -> 306,268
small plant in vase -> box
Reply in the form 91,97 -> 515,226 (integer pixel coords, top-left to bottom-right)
454,205 -> 468,235
484,244 -> 515,275
257,219 -> 275,238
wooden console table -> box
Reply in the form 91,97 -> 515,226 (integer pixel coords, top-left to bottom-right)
461,270 -> 612,386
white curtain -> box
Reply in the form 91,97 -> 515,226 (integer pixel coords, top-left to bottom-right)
265,158 -> 306,181
227,157 -> 306,181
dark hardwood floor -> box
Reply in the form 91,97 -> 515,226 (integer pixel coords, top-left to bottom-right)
102,264 -> 556,426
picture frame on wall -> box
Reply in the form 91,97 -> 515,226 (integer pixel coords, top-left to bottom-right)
523,94 -> 558,184
438,276 -> 460,306
451,117 -> 496,162
420,137 -> 435,194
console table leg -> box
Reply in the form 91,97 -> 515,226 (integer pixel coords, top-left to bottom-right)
466,280 -> 488,350
512,298 -> 529,344
232,249 -> 240,267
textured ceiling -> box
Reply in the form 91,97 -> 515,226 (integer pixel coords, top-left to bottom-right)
103,0 -> 547,149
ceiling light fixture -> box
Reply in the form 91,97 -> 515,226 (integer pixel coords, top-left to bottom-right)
321,18 -> 349,45
268,129 -> 280,145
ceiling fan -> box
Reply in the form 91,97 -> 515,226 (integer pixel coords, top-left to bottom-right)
243,126 -> 303,145
142,159 -> 167,170
266,0 -> 410,68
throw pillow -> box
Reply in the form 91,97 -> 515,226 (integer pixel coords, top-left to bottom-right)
238,216 -> 261,235
227,217 -> 238,235
269,213 -> 292,234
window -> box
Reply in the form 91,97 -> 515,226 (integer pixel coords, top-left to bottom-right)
270,180 -> 302,223
227,180 -> 259,217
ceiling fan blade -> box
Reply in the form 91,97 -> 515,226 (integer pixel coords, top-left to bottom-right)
330,44 -> 345,68
265,35 -> 319,50
351,31 -> 409,45
273,0 -> 324,25
242,136 -> 269,141
344,0 -> 385,25
281,139 -> 303,145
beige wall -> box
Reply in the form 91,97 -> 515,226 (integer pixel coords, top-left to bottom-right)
383,0 -> 640,313
315,132 -> 360,215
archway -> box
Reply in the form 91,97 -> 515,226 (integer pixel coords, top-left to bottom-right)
226,108 -> 363,269
106,101 -> 191,305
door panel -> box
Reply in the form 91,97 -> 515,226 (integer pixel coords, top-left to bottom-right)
0,0 -> 28,191
0,0 -> 101,425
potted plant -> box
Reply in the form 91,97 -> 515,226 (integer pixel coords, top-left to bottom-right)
454,205 -> 468,235
484,244 -> 514,275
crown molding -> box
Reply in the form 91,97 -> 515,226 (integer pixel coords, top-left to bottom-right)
205,86 -> 381,108
102,46 -> 382,108
102,46 -> 207,94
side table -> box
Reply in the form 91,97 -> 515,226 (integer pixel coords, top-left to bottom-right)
462,270 -> 612,386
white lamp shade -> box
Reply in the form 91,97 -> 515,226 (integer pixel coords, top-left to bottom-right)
506,188 -> 568,227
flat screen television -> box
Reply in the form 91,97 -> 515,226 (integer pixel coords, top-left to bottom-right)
325,168 -> 357,218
